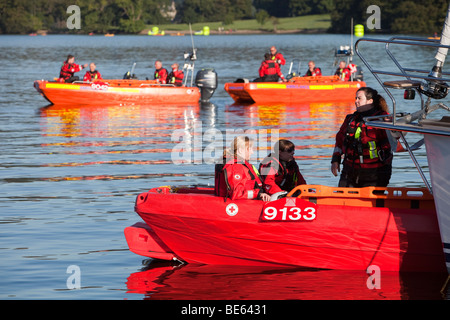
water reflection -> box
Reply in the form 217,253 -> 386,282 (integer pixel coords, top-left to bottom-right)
126,260 -> 449,300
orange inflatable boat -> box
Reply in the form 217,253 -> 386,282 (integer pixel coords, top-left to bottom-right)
224,76 -> 366,104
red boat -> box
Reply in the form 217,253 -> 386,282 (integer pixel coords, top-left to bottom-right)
125,184 -> 446,272
224,76 -> 366,104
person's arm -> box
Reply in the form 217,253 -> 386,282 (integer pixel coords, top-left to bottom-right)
261,165 -> 283,195
331,116 -> 349,176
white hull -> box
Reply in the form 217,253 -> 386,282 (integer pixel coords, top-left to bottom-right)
425,134 -> 450,272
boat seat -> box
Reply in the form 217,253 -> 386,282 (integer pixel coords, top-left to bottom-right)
383,80 -> 421,88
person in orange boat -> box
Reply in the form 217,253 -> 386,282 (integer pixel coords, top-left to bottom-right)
215,136 -> 270,201
259,139 -> 307,196
331,87 -> 393,188
154,60 -> 168,84
270,46 -> 286,66
334,61 -> 351,81
255,53 -> 287,82
304,60 -> 322,77
83,63 -> 102,82
168,63 -> 184,86
59,55 -> 88,83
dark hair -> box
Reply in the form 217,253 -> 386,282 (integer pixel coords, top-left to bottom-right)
274,139 -> 295,153
357,87 -> 389,113
264,53 -> 271,60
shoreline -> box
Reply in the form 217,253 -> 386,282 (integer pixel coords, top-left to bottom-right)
140,28 -> 329,36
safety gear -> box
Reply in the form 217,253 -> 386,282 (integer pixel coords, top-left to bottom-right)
168,69 -> 184,86
259,154 -> 306,195
258,60 -> 285,82
154,68 -> 168,84
332,106 -> 392,169
215,158 -> 263,200
83,70 -> 102,82
59,61 -> 83,81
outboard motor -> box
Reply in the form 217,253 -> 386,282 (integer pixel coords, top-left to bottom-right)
195,68 -> 218,102
353,65 -> 364,81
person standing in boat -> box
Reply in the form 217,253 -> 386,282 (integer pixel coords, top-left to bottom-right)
215,136 -> 270,201
59,55 -> 88,83
331,87 -> 393,187
255,53 -> 287,82
270,46 -> 286,66
154,60 -> 168,84
304,60 -> 322,77
168,63 -> 184,86
259,139 -> 307,196
83,63 -> 102,82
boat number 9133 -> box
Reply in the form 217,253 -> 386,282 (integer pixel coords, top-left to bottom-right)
262,206 -> 316,221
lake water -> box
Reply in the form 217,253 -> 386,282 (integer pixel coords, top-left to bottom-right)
1,33 -> 449,303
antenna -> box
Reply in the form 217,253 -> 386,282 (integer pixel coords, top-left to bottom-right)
182,23 -> 197,86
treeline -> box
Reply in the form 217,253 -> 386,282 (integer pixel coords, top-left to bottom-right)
0,0 -> 448,34
0,0 -> 330,33
331,0 -> 449,34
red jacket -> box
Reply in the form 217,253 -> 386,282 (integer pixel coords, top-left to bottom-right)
259,155 -> 306,195
335,67 -> 351,81
259,60 -> 284,79
215,159 -> 263,200
332,106 -> 392,169
305,67 -> 322,77
271,52 -> 286,66
168,69 -> 184,86
59,62 -> 83,80
83,70 -> 102,82
154,68 -> 168,84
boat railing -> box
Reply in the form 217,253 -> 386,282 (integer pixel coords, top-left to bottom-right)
139,83 -> 176,87
287,184 -> 435,210
355,36 -> 450,129
355,36 -> 450,193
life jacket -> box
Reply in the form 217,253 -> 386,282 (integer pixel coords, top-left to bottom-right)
214,158 -> 263,200
271,52 -> 286,65
85,70 -> 100,81
60,62 -> 79,79
264,61 -> 278,75
343,109 -> 392,169
259,155 -> 305,194
305,67 -> 322,77
154,68 -> 168,83
169,69 -> 184,86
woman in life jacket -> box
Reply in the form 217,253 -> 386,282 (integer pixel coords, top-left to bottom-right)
83,63 -> 102,82
331,87 -> 393,187
259,139 -> 307,195
215,136 -> 270,201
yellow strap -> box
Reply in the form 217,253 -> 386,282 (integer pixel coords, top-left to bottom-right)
355,127 -> 362,139
368,141 -> 378,159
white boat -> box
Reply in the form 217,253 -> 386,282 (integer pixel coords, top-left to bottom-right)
355,3 -> 450,275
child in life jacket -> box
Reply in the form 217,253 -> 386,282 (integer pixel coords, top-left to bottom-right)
259,139 -> 306,196
215,136 -> 270,201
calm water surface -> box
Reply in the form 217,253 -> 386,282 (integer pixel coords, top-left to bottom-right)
1,34 -> 449,301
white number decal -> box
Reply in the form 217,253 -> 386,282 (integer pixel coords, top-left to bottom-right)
262,206 -> 316,221
263,207 -> 277,220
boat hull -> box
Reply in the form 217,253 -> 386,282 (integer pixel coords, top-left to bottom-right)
224,77 -> 366,104
33,80 -> 201,105
127,185 -> 446,272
